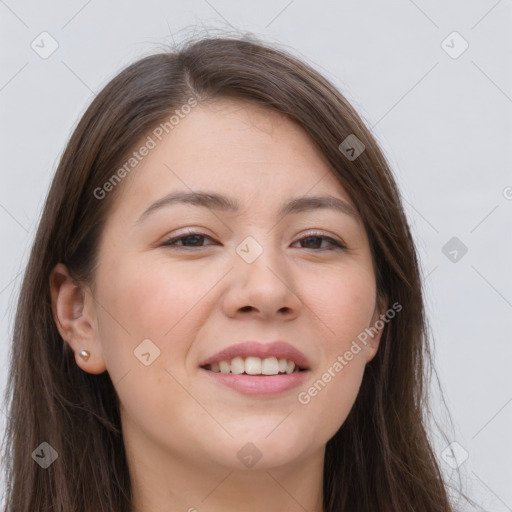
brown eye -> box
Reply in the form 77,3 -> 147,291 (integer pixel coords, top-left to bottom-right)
161,232 -> 215,249
160,231 -> 346,251
293,234 -> 346,251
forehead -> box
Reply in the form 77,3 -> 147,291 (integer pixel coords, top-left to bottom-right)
108,98 -> 357,222
158,98 -> 330,171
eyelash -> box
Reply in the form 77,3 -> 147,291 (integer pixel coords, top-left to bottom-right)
160,230 -> 347,251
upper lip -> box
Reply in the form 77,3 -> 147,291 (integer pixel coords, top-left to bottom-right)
199,341 -> 311,370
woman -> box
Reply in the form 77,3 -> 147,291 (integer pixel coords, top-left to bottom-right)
2,33 -> 463,511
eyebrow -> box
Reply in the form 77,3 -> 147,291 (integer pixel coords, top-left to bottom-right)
135,190 -> 359,224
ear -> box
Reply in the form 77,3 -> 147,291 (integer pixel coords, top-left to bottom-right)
365,294 -> 389,364
49,263 -> 107,374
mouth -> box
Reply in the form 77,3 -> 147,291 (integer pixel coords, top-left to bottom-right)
199,356 -> 310,396
200,356 -> 308,376
198,340 -> 311,377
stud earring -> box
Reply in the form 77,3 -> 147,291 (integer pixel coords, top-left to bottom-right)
79,349 -> 90,361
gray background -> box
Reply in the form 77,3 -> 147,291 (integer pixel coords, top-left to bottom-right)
0,0 -> 511,510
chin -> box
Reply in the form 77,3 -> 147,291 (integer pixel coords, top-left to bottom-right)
216,433 -> 310,471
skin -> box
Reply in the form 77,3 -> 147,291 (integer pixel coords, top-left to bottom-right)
50,98 -> 387,512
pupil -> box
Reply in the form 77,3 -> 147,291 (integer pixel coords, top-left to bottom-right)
184,235 -> 203,246
302,236 -> 320,249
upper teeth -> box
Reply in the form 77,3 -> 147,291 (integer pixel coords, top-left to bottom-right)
207,356 -> 299,375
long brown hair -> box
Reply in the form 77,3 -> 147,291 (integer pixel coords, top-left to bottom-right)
2,32 -> 464,511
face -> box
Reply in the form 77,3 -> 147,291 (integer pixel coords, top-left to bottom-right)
59,99 -> 386,475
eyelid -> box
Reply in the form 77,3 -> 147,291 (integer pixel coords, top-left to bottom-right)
161,226 -> 212,240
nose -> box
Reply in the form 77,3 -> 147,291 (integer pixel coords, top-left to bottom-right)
221,239 -> 302,321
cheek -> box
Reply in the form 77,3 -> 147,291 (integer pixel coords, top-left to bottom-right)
296,337 -> 368,447
295,264 -> 374,428
298,324 -> 369,442
93,258 -> 203,423
94,255 -> 222,382
99,256 -> 207,336
305,264 -> 376,345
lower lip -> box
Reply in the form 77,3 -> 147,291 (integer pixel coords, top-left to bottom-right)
199,368 -> 309,396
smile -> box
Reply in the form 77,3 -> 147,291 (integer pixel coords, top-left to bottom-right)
201,356 -> 305,375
